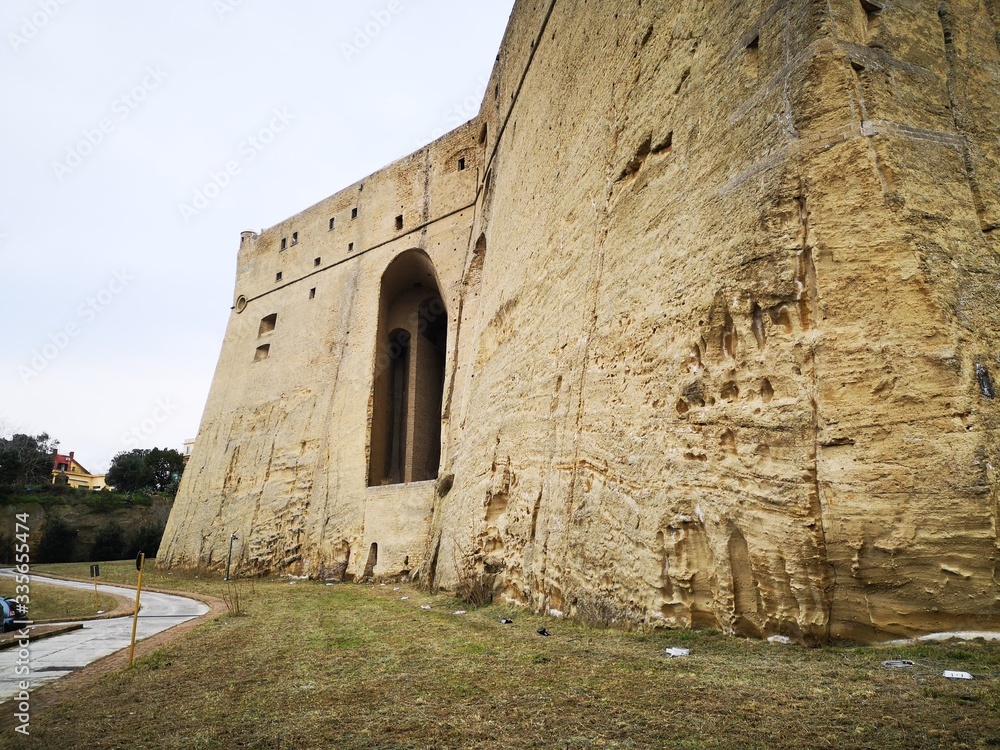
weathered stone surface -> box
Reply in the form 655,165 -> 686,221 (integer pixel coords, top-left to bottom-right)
160,0 -> 1000,642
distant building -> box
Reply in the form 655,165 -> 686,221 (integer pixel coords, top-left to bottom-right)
52,451 -> 106,491
182,439 -> 196,464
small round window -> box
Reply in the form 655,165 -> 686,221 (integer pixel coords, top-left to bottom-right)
235,295 -> 248,313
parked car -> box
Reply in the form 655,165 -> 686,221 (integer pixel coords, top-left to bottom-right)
0,598 -> 26,632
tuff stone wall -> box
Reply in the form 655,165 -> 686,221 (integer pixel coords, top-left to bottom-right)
161,0 -> 1000,642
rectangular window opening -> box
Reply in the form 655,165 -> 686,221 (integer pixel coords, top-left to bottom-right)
280,238 -> 287,251
309,288 -> 316,300
351,208 -> 358,219
258,313 -> 277,337
395,215 -> 404,231
254,344 -> 270,362
314,257 -> 321,267
348,242 -> 354,252
329,217 -> 335,230
291,232 -> 298,245
276,272 -> 283,282
458,157 -> 466,171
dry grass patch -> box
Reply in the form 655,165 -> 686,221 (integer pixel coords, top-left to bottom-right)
2,566 -> 999,749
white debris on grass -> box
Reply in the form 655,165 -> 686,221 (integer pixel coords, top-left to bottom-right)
885,631 -> 1000,645
663,647 -> 690,658
767,635 -> 793,645
943,670 -> 974,680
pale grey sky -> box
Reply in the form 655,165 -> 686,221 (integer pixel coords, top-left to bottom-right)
1,0 -> 516,473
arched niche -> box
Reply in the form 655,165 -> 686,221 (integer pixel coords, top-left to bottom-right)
368,249 -> 448,486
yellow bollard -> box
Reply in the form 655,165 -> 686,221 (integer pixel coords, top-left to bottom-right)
128,553 -> 145,667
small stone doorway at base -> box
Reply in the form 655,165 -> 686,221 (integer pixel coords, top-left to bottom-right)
363,543 -> 378,580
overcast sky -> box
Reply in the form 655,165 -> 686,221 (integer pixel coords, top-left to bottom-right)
1,0 -> 516,474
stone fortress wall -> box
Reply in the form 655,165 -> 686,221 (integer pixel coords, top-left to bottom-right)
160,0 -> 1000,642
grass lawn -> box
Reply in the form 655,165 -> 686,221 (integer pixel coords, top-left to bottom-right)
2,561 -> 999,749
0,578 -> 118,623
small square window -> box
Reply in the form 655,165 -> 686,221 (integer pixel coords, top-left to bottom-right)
314,257 -> 321,267
291,232 -> 298,245
348,242 -> 354,252
351,208 -> 358,219
395,215 -> 404,231
276,272 -> 283,282
280,238 -> 287,251
458,157 -> 466,171
309,288 -> 316,300
329,217 -> 335,230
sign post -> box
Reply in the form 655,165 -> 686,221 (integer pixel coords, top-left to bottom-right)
225,533 -> 238,581
89,564 -> 100,610
128,552 -> 145,667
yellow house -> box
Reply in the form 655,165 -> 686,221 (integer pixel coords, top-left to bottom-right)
52,451 -> 106,491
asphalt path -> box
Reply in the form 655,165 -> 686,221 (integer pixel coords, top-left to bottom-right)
0,570 -> 208,703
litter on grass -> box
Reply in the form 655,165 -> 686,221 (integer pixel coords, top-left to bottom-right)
454,610 -> 468,616
421,605 -> 432,610
663,647 -> 690,658
767,635 -> 792,645
501,618 -> 514,625
401,596 -> 409,601
537,628 -> 551,637
943,670 -> 974,680
882,660 -> 916,669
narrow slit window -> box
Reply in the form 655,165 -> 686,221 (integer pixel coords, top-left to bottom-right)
281,238 -> 287,251
309,288 -> 316,300
314,257 -> 321,267
348,242 -> 354,252
352,208 -> 358,219
329,217 -> 335,230
395,215 -> 404,231
291,232 -> 298,245
275,272 -> 283,282
458,157 -> 466,171
254,344 -> 270,362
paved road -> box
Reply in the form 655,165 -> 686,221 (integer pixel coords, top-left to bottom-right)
0,570 -> 208,702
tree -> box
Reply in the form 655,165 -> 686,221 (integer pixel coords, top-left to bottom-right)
91,521 -> 126,561
36,517 -> 77,564
106,449 -> 154,493
106,447 -> 185,495
0,432 -> 58,489
145,448 -> 185,493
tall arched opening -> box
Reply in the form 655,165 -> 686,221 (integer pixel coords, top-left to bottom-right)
369,250 -> 448,486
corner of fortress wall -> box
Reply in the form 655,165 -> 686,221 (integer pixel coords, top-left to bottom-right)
161,0 -> 1000,643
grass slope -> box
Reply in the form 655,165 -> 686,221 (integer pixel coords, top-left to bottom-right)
3,562 -> 999,749
0,579 -> 118,622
